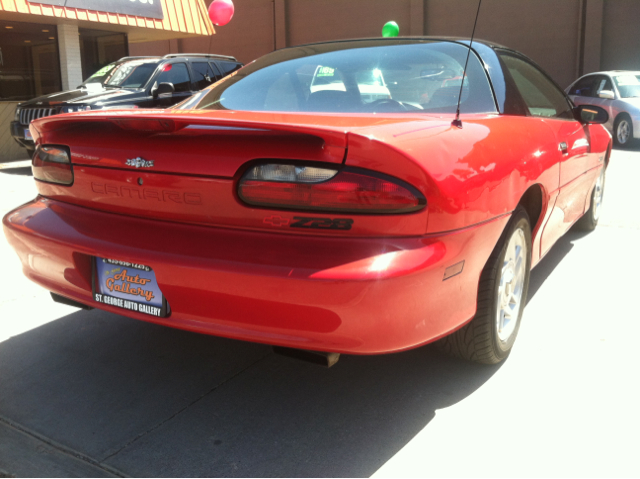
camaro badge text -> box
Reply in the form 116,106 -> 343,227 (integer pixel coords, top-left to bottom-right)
126,157 -> 154,168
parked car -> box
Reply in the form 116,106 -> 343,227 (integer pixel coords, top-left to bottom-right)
10,53 -> 243,157
567,71 -> 640,146
3,38 -> 611,366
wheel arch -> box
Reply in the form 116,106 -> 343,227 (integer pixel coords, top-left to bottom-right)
516,184 -> 544,237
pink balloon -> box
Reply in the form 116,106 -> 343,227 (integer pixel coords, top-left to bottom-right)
208,0 -> 234,26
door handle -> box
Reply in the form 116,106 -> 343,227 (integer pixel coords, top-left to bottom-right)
559,142 -> 568,154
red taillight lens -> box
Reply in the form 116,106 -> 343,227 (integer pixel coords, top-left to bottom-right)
32,146 -> 73,186
238,164 -> 425,214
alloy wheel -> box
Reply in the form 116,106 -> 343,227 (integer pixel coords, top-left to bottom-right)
617,119 -> 630,145
592,169 -> 605,221
496,228 -> 526,343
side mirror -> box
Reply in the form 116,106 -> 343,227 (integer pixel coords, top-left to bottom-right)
598,90 -> 615,100
575,105 -> 609,124
152,82 -> 175,97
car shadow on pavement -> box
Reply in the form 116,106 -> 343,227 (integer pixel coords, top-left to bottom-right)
0,306 -> 501,477
0,168 -> 32,177
527,228 -> 593,304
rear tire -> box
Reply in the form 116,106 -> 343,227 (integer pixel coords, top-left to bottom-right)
439,207 -> 532,364
574,167 -> 605,232
614,114 -> 633,147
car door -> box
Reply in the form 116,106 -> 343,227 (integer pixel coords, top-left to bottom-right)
150,62 -> 194,107
498,51 -> 595,256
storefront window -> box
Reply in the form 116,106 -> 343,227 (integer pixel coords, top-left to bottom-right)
79,28 -> 128,81
0,19 -> 62,101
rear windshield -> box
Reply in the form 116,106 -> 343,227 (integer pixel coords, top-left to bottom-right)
82,60 -> 159,88
613,74 -> 640,98
189,40 -> 497,115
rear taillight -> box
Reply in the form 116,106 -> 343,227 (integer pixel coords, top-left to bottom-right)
32,146 -> 73,186
238,164 -> 425,214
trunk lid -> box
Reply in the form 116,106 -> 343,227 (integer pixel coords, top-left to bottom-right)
30,110 -> 432,236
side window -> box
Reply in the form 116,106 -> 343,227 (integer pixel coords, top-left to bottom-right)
192,62 -> 215,90
595,76 -> 614,96
217,61 -> 241,76
209,62 -> 223,81
569,76 -> 598,97
155,63 -> 191,93
499,53 -> 574,120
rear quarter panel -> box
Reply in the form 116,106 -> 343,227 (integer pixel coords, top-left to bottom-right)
346,115 -> 561,236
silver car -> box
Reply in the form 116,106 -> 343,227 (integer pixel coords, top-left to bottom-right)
566,71 -> 640,146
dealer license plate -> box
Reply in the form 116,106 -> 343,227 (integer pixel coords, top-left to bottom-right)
24,128 -> 32,140
93,257 -> 167,317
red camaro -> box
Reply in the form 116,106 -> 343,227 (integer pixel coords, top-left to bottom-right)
3,38 -> 611,364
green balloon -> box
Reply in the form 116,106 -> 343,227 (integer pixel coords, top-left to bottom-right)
382,21 -> 399,37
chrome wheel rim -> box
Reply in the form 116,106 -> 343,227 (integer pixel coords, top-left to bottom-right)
496,228 -> 526,343
593,170 -> 605,221
617,120 -> 630,144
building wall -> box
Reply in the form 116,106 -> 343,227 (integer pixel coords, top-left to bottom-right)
424,0 -> 581,88
130,0 -> 639,89
285,0 -> 412,46
601,0 -> 640,71
130,0 -> 275,64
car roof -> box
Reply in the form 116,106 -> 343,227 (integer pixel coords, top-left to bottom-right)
575,71 -> 640,78
291,36 -> 509,50
115,54 -> 239,64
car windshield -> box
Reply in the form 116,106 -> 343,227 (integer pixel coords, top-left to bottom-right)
188,40 -> 497,114
613,74 -> 640,98
81,60 -> 159,89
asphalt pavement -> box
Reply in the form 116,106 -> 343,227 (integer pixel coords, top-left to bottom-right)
0,147 -> 638,477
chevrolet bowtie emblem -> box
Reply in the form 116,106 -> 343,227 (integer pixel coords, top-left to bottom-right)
125,157 -> 154,168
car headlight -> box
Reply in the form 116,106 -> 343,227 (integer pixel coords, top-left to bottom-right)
14,107 -> 21,122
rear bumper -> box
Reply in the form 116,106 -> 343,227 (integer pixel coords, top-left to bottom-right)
3,197 -> 509,354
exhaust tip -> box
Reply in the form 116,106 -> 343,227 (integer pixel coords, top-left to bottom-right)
273,346 -> 340,368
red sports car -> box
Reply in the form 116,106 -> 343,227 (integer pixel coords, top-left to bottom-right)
3,38 -> 611,365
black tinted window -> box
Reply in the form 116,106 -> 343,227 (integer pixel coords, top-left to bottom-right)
192,62 -> 215,90
209,62 -> 223,81
499,53 -> 573,119
217,61 -> 241,75
569,76 -> 598,97
155,63 -> 191,92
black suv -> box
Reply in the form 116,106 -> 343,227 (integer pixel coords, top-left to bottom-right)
11,53 -> 242,156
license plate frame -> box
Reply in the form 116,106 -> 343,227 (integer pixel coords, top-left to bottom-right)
92,257 -> 168,318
